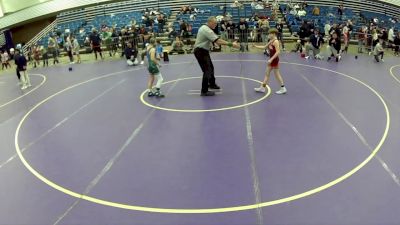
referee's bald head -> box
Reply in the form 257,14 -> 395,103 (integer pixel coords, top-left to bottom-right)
207,16 -> 218,29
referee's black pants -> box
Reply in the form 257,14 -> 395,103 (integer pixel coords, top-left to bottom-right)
194,48 -> 216,93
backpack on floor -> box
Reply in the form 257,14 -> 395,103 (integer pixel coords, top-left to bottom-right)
163,51 -> 169,62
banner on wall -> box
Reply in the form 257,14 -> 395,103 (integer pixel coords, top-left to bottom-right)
0,29 -> 14,50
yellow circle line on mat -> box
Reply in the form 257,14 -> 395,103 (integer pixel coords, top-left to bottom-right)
15,61 -> 390,214
389,65 -> 400,85
140,75 -> 271,112
0,74 -> 46,109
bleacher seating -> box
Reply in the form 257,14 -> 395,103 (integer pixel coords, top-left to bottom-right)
32,0 -> 399,48
283,5 -> 356,34
360,11 -> 400,30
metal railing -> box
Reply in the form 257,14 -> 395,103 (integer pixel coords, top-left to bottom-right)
22,19 -> 58,54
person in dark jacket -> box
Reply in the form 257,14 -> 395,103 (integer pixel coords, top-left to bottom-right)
276,19 -> 285,50
14,49 -> 31,89
124,42 -> 139,66
237,18 -> 249,51
305,29 -> 324,59
327,32 -> 341,62
298,21 -> 308,51
89,28 -> 103,60
394,32 -> 400,56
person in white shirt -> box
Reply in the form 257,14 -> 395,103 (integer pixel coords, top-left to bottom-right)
388,27 -> 394,47
71,35 -> 81,64
324,22 -> 331,38
373,39 -> 384,62
342,25 -> 349,53
1,50 -> 10,70
297,9 -> 306,17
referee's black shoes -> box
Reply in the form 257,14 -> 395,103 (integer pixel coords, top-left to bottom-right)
201,91 -> 215,96
209,84 -> 221,90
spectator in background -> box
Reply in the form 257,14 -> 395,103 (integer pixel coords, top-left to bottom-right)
40,46 -> 48,67
157,14 -> 165,33
170,36 -> 185,54
338,4 -> 344,19
394,32 -> 400,56
124,42 -> 139,66
305,29 -> 324,59
276,19 -> 285,50
357,26 -> 367,53
388,27 -> 394,48
329,23 -> 341,38
190,13 -> 197,21
32,44 -> 41,68
14,49 -> 30,90
342,24 -> 349,53
312,6 -> 320,16
327,32 -> 341,62
380,28 -> 388,48
338,4 -> 344,15
220,19 -> 228,40
89,28 -> 103,60
110,27 -> 119,56
297,8 -> 306,17
371,28 -> 379,50
139,25 -> 150,49
145,16 -> 153,27
71,35 -> 81,64
9,48 -> 15,61
298,21 -> 308,50
292,39 -> 303,53
1,50 -> 10,70
260,19 -> 270,43
347,20 -> 354,35
238,18 -> 249,52
293,3 -> 300,10
289,7 -> 297,16
251,0 -> 257,9
373,38 -> 384,62
301,0 -> 308,10
156,40 -> 163,59
372,17 -> 379,25
47,34 -> 59,64
64,34 -> 74,63
324,21 -> 331,38
232,0 -> 243,8
101,27 -> 113,57
167,22 -> 177,39
226,20 -> 236,40
179,20 -> 189,38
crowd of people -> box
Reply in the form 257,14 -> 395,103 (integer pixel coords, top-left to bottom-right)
289,16 -> 400,62
1,1 -> 399,92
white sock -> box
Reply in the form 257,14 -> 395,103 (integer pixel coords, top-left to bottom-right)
20,72 -> 26,86
155,73 -> 164,89
24,72 -> 31,85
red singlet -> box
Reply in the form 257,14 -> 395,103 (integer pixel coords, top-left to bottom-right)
268,40 -> 279,68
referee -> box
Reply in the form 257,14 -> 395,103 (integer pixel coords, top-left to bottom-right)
194,16 -> 240,96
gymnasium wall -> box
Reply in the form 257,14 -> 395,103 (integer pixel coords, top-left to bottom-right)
10,17 -> 55,45
0,0 -> 52,14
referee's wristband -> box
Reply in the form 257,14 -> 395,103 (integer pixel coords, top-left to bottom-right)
227,42 -> 233,47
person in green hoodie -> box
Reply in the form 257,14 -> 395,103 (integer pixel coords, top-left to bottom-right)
101,27 -> 113,57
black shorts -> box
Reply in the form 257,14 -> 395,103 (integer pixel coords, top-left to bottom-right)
93,46 -> 102,52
